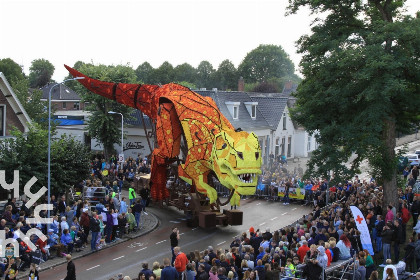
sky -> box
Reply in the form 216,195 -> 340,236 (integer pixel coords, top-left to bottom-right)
1,0 -> 420,82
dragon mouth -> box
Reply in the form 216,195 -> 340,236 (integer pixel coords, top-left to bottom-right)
237,173 -> 257,184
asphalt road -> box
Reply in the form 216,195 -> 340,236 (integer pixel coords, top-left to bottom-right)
40,199 -> 311,280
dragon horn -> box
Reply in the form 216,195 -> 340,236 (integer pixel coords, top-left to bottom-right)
64,64 -> 159,117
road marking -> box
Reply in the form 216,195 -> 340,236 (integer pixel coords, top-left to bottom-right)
180,233 -> 185,235
292,208 -> 297,211
136,247 -> 148,252
217,241 -> 226,246
169,221 -> 181,223
156,240 -> 166,244
270,217 -> 278,221
256,203 -> 261,205
86,265 -> 100,271
282,212 -> 288,216
113,256 -> 124,261
259,222 -> 266,226
192,227 -> 198,231
178,218 -> 187,221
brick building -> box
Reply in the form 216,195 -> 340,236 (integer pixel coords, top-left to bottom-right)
0,72 -> 32,200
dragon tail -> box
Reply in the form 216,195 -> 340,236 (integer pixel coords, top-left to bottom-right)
64,64 -> 159,118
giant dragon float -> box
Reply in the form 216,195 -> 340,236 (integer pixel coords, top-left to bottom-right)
66,65 -> 262,228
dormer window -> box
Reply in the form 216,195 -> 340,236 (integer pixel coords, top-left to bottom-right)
225,101 -> 241,120
233,106 -> 239,119
244,102 -> 258,120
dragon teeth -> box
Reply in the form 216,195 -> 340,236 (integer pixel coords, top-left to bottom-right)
237,173 -> 255,183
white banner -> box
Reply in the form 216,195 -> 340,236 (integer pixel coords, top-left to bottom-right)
350,206 -> 374,255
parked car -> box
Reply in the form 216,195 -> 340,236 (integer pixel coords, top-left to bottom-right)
407,154 -> 420,165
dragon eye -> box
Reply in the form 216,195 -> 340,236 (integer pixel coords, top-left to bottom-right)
255,152 -> 259,160
221,143 -> 227,149
237,152 -> 243,160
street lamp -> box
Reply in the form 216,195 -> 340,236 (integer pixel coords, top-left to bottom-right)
108,111 -> 124,164
47,77 -> 84,230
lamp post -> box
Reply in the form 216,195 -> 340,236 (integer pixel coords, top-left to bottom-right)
47,77 -> 84,230
108,111 -> 124,166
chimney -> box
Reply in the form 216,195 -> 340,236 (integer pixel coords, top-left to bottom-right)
284,80 -> 293,91
238,77 -> 245,92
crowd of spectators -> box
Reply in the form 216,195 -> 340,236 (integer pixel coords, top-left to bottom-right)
113,169 -> 420,280
0,154 -> 152,278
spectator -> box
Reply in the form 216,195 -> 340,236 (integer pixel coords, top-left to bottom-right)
382,259 -> 397,280
161,258 -> 178,280
174,247 -> 188,276
297,240 -> 310,263
302,256 -> 322,280
336,235 -> 351,260
64,254 -> 76,280
381,223 -> 394,265
316,246 -> 328,269
152,261 -> 162,278
141,263 -> 153,280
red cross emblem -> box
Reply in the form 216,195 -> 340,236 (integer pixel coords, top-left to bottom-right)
356,215 -> 363,224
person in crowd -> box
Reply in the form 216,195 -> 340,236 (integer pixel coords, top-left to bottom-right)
381,223 -> 394,265
336,235 -> 352,260
382,259 -> 397,280
61,228 -> 74,254
302,256 -> 322,280
64,254 -> 76,280
133,199 -> 143,229
161,258 -> 178,280
170,227 -> 180,266
174,246 -> 188,277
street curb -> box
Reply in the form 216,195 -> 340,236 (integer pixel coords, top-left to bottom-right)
17,212 -> 160,279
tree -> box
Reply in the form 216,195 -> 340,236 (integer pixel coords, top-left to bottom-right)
152,61 -> 174,84
0,124 -> 91,195
0,58 -> 25,83
238,44 -> 295,83
287,1 -> 420,209
0,58 -> 50,127
28,59 -> 55,88
196,61 -> 215,89
173,63 -> 197,85
74,63 -> 136,158
214,59 -> 238,91
135,62 -> 154,83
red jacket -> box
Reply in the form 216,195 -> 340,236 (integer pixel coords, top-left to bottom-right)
80,212 -> 90,227
297,244 -> 310,263
325,248 -> 332,266
402,207 -> 411,224
175,252 -> 188,272
36,238 -> 47,254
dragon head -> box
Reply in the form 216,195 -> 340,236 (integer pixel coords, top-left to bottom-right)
211,130 -> 262,196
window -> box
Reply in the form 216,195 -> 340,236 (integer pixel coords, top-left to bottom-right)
251,105 -> 256,118
275,138 -> 280,157
62,102 -> 67,109
307,136 -> 312,151
283,113 -> 287,130
74,102 -> 80,110
281,137 -> 285,156
233,106 -> 238,119
0,105 -> 4,136
287,136 -> 292,157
